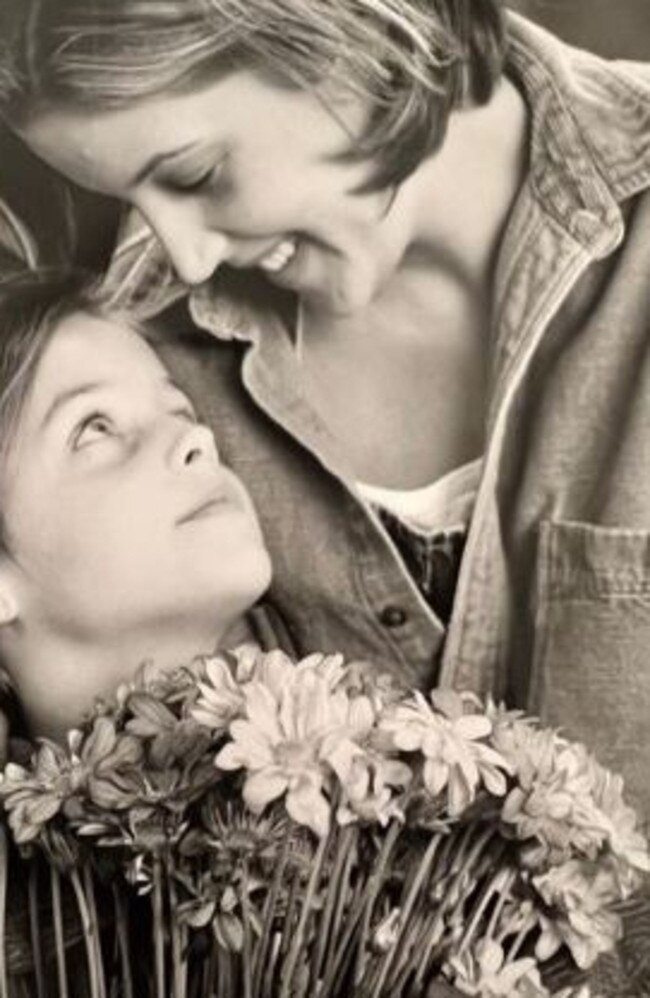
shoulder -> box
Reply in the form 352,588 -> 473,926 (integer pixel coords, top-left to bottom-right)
506,12 -> 650,204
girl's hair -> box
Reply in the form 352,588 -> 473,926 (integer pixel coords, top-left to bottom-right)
0,269 -> 115,488
0,0 -> 506,191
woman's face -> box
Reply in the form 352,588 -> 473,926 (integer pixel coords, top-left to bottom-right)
21,73 -> 412,315
0,313 -> 271,665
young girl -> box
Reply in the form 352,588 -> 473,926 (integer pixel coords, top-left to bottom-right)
0,268 -> 462,998
0,269 -> 275,740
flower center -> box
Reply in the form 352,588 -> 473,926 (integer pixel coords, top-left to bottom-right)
275,740 -> 317,772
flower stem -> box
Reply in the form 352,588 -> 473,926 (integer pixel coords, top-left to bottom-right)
278,865 -> 301,963
412,825 -> 496,991
112,884 -> 134,998
168,871 -> 187,998
240,861 -> 254,998
253,830 -> 290,998
457,862 -> 514,956
50,865 -> 69,998
485,868 -> 516,942
83,864 -> 107,998
152,856 -> 166,998
309,823 -> 355,990
0,826 -> 8,998
506,913 -> 537,963
368,832 -> 444,998
27,862 -> 45,998
321,824 -> 358,980
278,832 -> 329,998
69,867 -> 101,998
354,820 -> 402,986
213,944 -> 223,998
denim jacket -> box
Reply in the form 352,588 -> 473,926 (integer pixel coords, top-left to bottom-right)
145,12 -> 650,827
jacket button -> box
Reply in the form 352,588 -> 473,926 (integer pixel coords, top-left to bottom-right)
379,606 -> 408,628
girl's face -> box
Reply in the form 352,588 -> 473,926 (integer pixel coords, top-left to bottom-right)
21,72 -> 413,316
0,313 -> 270,702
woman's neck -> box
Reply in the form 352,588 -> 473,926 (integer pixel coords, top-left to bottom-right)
403,76 -> 529,294
296,78 -> 529,488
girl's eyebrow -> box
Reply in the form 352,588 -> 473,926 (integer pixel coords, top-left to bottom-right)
40,382 -> 106,431
161,376 -> 194,403
40,375 -> 192,432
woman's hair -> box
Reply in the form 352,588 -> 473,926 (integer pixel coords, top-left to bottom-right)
0,0 -> 507,191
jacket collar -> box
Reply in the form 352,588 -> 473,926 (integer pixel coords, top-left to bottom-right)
506,11 -> 650,240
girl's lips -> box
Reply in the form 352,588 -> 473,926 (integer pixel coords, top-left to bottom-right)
176,494 -> 228,526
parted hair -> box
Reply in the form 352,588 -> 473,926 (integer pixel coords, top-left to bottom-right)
0,0 -> 506,190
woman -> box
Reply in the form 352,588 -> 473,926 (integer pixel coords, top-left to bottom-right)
0,1 -> 649,838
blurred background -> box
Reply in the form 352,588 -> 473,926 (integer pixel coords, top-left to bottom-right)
510,0 -> 650,59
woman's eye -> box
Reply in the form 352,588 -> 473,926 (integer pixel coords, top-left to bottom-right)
170,162 -> 223,194
72,413 -> 115,450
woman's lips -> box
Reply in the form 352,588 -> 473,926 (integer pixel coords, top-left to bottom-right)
258,237 -> 298,273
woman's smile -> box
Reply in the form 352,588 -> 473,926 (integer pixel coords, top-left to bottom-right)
257,237 -> 298,274
20,72 -> 406,314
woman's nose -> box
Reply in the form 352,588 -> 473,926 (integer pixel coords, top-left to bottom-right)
170,230 -> 230,285
143,200 -> 230,285
173,423 -> 220,470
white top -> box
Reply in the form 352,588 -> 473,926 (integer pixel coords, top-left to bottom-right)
357,457 -> 482,535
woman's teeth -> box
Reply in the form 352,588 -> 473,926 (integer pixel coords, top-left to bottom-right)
259,239 -> 297,273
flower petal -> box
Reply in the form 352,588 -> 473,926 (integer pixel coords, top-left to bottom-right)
423,758 -> 449,797
454,714 -> 492,741
243,769 -> 287,813
286,786 -> 330,837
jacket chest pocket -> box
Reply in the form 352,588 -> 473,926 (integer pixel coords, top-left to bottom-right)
530,520 -> 650,823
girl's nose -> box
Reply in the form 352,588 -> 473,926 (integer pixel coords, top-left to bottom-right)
174,423 -> 220,470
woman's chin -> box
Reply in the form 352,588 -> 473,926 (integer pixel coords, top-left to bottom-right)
303,265 -> 383,316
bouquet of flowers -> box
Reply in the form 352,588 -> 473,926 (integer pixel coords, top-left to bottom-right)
0,647 -> 647,998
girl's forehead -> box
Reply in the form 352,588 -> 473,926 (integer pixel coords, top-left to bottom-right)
31,313 -> 164,403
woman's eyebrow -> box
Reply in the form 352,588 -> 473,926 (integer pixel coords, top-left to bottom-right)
132,143 -> 197,185
39,382 -> 105,431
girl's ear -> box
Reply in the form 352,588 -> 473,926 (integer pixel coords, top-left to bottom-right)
0,588 -> 18,627
0,559 -> 19,627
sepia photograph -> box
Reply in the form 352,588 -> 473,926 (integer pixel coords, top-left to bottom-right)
0,1 -> 649,995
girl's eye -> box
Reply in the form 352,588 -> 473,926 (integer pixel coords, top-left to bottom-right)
72,413 -> 115,450
174,405 -> 198,424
